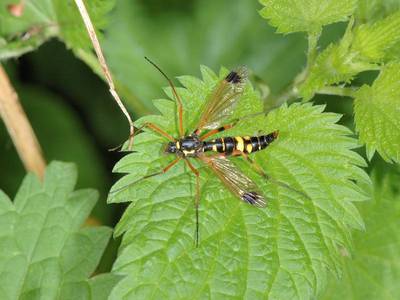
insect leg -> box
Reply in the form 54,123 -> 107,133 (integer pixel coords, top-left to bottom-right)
198,121 -> 239,141
110,157 -> 181,195
235,151 -> 310,200
231,151 -> 264,174
109,122 -> 175,151
140,123 -> 176,141
196,112 -> 268,139
184,159 -> 201,247
145,57 -> 184,137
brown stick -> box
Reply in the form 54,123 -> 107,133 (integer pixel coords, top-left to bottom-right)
0,65 -> 46,179
74,0 -> 135,149
0,67 -> 101,226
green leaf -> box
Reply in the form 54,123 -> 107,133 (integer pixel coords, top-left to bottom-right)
108,67 -> 370,299
0,162 -> 118,299
386,39 -> 400,60
259,0 -> 357,34
89,274 -> 124,300
0,85 -> 110,222
54,0 -> 114,51
0,0 -> 114,60
299,21 -> 374,100
355,0 -> 400,23
351,11 -> 400,62
320,169 -> 400,299
300,11 -> 400,100
354,62 -> 400,163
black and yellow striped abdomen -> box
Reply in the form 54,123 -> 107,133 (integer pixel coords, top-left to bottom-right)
203,131 -> 278,155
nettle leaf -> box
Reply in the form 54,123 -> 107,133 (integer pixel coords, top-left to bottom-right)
299,22 -> 374,100
54,0 -> 114,51
0,161 -> 120,300
352,11 -> 400,62
259,0 -> 357,34
354,62 -> 400,163
355,0 -> 400,23
320,170 -> 400,299
386,40 -> 400,60
299,44 -> 354,100
0,0 -> 114,60
300,11 -> 400,100
108,67 -> 370,299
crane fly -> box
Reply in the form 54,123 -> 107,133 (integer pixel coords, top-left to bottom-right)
112,58 -> 282,247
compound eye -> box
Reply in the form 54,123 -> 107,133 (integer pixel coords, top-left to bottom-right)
165,142 -> 177,153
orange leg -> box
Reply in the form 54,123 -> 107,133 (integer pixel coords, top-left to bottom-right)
184,159 -> 201,247
143,123 -> 176,141
196,112 -> 268,139
163,157 -> 182,173
235,151 -> 310,200
110,157 -> 181,195
198,121 -> 238,141
233,151 -> 265,175
109,122 -> 174,151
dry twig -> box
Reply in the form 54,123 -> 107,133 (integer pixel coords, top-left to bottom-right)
0,65 -> 46,179
74,0 -> 135,149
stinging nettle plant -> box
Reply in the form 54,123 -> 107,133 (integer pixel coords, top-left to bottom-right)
108,0 -> 399,299
0,162 -> 120,299
260,0 -> 400,163
108,67 -> 369,299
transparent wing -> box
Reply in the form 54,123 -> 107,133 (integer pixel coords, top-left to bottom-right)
196,67 -> 248,131
200,156 -> 266,207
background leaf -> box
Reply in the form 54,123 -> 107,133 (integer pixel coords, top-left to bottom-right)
0,0 -> 114,59
108,67 -> 370,299
320,166 -> 400,299
298,7 -> 400,101
298,20 -> 377,100
259,0 -> 357,34
354,62 -> 400,163
355,0 -> 400,23
299,32 -> 369,100
0,83 -> 111,222
0,161 -> 119,299
102,0 -> 307,112
351,11 -> 400,62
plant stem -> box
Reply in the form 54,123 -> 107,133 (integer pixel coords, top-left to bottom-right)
0,65 -> 46,179
74,49 -> 151,116
74,0 -> 135,149
268,29 -> 361,108
317,86 -> 357,98
306,30 -> 320,71
267,31 -> 322,110
266,69 -> 305,110
0,66 -> 101,225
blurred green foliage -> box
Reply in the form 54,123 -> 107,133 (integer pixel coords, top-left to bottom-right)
321,167 -> 400,300
102,0 -> 307,111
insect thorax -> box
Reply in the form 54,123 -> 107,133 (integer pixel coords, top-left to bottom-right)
165,134 -> 203,157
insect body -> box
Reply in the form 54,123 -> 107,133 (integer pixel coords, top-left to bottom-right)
167,133 -> 278,157
202,133 -> 278,155
115,58 -> 281,246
